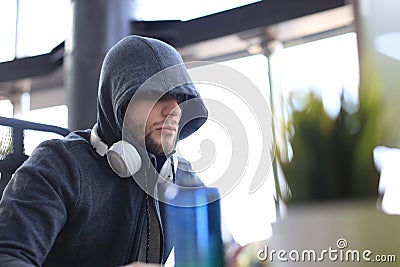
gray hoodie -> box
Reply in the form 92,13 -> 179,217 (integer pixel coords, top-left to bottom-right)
0,35 -> 208,266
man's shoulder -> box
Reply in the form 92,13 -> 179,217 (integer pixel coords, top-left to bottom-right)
31,129 -> 92,159
176,157 -> 204,187
39,129 -> 90,147
62,129 -> 91,148
177,156 -> 193,172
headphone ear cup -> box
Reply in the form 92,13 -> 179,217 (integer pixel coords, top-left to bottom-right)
107,140 -> 142,177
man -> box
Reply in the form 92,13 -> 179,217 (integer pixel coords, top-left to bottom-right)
0,35 -> 208,266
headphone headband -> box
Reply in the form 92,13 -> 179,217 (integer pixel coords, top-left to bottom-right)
90,124 -> 108,156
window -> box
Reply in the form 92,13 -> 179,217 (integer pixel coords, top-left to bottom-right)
15,105 -> 68,156
0,0 -> 71,62
133,0 -> 260,21
15,105 -> 68,129
177,54 -> 275,245
0,100 -> 13,118
271,32 -> 359,119
177,33 -> 360,246
0,0 -> 17,62
16,0 -> 71,58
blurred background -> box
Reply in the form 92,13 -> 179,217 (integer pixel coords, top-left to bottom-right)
2,0 -> 399,258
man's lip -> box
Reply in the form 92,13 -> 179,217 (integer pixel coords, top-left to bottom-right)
156,126 -> 178,132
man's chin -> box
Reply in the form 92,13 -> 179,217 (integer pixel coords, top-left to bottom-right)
159,142 -> 175,155
145,140 -> 175,156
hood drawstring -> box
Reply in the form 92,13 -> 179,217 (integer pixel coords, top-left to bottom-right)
171,160 -> 176,184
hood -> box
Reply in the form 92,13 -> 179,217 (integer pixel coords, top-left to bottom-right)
95,35 -> 208,147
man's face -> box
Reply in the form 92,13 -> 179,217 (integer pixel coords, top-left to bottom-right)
125,94 -> 182,156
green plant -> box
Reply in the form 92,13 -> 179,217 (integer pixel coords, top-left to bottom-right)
278,90 -> 381,203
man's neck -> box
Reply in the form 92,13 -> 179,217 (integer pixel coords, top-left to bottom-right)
149,154 -> 167,173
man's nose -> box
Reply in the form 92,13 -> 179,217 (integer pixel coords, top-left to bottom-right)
161,101 -> 181,118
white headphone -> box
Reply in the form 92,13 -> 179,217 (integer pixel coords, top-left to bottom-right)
90,124 -> 142,178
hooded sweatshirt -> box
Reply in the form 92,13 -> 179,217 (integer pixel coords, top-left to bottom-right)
0,35 -> 208,267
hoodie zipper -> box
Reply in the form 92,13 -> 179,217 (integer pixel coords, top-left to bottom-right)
153,191 -> 165,262
146,154 -> 166,263
151,153 -> 177,263
126,190 -> 146,263
155,154 -> 177,262
150,154 -> 165,263
140,153 -> 177,263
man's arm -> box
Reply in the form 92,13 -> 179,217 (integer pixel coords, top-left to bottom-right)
119,263 -> 162,267
0,141 -> 79,266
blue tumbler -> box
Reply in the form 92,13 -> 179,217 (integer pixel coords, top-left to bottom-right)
164,186 -> 225,267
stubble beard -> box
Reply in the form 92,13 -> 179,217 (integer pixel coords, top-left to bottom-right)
145,131 -> 176,156
130,121 -> 177,156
